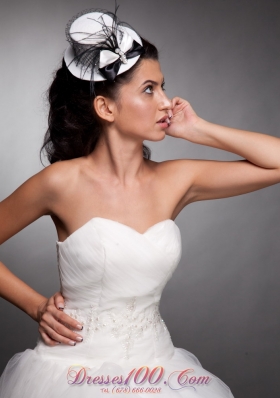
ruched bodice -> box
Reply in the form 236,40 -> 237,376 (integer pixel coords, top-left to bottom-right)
56,217 -> 182,309
0,217 -> 235,398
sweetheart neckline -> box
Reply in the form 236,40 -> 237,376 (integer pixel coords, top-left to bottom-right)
56,217 -> 177,246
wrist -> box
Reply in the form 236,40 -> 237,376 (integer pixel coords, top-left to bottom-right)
186,118 -> 216,145
27,295 -> 48,322
179,117 -> 207,143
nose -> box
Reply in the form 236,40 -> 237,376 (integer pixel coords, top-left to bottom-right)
158,93 -> 172,117
158,93 -> 172,109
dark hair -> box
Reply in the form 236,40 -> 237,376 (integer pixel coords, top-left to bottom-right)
40,38 -> 158,164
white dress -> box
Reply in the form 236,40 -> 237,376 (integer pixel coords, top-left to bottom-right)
0,217 -> 234,397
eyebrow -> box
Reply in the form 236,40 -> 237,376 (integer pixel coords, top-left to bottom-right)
141,78 -> 165,86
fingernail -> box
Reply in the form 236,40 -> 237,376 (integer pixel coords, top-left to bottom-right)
69,341 -> 76,346
76,336 -> 83,342
76,324 -> 83,330
58,304 -> 64,310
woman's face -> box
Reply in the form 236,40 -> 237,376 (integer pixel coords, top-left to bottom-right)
112,59 -> 172,141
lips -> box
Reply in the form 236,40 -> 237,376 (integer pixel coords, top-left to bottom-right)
157,115 -> 171,125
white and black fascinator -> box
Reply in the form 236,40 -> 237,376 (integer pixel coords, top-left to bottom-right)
64,6 -> 144,84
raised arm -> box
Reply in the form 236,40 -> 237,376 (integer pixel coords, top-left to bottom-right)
0,165 -> 83,346
165,98 -> 280,207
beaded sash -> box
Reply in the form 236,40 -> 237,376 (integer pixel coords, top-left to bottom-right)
63,297 -> 170,360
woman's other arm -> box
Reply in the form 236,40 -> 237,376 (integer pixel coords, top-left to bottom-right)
0,165 -> 83,346
165,98 -> 280,207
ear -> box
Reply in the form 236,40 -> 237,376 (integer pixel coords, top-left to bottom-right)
93,96 -> 116,123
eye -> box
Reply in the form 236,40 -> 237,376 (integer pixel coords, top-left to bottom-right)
161,82 -> 166,91
144,85 -> 154,94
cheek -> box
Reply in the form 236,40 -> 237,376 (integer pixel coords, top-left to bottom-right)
118,98 -> 154,131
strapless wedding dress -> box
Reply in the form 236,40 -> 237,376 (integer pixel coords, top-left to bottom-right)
0,217 -> 234,397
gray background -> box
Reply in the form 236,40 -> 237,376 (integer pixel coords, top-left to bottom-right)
0,0 -> 279,396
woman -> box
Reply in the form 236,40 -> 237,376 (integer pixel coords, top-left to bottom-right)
0,6 -> 279,398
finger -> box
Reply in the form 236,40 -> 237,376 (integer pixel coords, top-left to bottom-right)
40,312 -> 83,342
50,306 -> 84,331
39,320 -> 82,346
171,96 -> 182,108
54,291 -> 65,310
42,300 -> 82,330
172,97 -> 189,111
39,329 -> 61,347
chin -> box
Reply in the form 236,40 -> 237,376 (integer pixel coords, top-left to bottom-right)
145,130 -> 166,142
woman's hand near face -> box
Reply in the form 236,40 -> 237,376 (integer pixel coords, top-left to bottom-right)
166,97 -> 201,141
37,291 -> 84,346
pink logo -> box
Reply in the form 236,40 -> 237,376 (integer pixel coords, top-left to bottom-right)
67,365 -> 211,393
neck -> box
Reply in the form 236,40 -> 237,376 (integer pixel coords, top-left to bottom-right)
87,125 -> 148,185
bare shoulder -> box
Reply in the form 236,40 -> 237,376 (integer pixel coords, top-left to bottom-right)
38,158 -> 82,199
147,158 -> 198,186
145,158 -> 199,211
148,158 -> 197,173
0,158 -> 83,244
